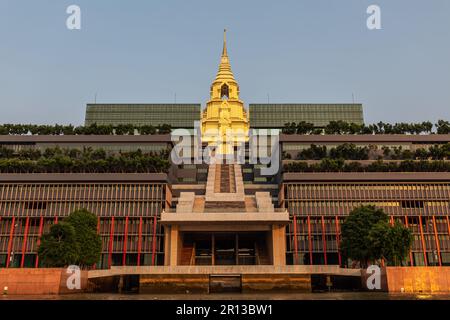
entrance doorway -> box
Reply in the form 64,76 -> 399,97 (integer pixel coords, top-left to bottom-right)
180,232 -> 269,266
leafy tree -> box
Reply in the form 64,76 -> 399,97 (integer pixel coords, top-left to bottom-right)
282,122 -> 297,134
367,220 -> 413,266
281,151 -> 291,160
296,121 -> 314,134
340,206 -> 412,268
414,148 -> 428,160
297,144 -> 327,160
421,121 -> 433,134
0,146 -> 14,158
429,145 -> 445,160
38,210 -> 101,268
37,223 -> 80,267
436,120 -> 450,134
157,124 -> 172,134
384,222 -> 413,266
325,120 -> 349,134
140,125 -> 157,135
340,206 -> 388,268
329,143 -> 369,160
366,220 -> 391,263
316,158 -> 345,171
401,149 -> 414,160
64,209 -> 102,267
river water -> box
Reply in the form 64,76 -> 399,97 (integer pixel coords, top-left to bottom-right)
3,292 -> 450,300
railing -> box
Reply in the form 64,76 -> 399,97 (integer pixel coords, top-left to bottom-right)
163,208 -> 287,214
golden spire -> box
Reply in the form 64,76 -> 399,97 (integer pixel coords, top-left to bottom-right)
201,28 -> 249,154
222,29 -> 227,57
215,29 -> 235,83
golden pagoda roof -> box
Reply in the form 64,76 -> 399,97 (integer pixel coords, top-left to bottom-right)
214,29 -> 236,84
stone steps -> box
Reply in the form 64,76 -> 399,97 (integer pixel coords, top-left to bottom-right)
205,163 -> 245,203
204,201 -> 246,212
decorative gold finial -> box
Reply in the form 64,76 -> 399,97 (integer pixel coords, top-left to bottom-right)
222,29 -> 227,56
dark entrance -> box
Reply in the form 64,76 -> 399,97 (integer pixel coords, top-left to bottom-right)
181,232 -> 269,266
215,234 -> 236,265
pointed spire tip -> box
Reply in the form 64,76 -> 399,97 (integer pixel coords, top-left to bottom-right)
222,28 -> 227,57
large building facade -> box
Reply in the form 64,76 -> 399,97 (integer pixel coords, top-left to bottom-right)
1,134 -> 449,269
1,32 -> 449,270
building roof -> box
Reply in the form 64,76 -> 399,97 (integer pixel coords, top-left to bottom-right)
249,103 -> 364,128
85,104 -> 201,128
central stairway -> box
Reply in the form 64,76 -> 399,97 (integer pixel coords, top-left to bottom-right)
215,164 -> 236,193
205,162 -> 246,211
205,163 -> 245,203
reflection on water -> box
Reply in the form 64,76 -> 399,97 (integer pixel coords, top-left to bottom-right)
2,292 -> 450,300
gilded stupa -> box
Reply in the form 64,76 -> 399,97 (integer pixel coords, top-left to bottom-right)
201,30 -> 249,155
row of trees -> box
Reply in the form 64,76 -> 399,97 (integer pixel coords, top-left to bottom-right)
295,143 -> 370,160
0,156 -> 170,174
0,123 -> 172,135
0,147 -> 171,173
382,144 -> 450,160
284,143 -> 450,161
0,146 -> 170,160
282,120 -> 450,135
283,159 -> 450,173
38,209 -> 102,268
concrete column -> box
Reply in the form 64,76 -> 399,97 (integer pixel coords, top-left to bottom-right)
164,226 -> 171,266
169,225 -> 180,266
271,225 -> 286,266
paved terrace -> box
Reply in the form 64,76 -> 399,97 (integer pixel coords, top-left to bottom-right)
88,265 -> 361,279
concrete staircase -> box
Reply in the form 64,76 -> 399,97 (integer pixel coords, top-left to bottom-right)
255,192 -> 275,212
214,164 -> 236,193
205,163 -> 245,203
176,192 -> 195,213
175,169 -> 275,214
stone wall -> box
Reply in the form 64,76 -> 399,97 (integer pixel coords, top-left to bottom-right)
140,274 -> 210,293
0,268 -> 88,295
139,273 -> 312,294
242,274 -> 311,292
386,267 -> 450,293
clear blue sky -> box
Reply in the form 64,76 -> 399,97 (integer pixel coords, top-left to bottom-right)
1,0 -> 449,125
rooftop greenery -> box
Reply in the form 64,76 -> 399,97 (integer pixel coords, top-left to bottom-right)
0,147 -> 170,173
282,120 -> 450,135
283,159 -> 450,173
283,143 -> 450,161
0,123 -> 172,135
